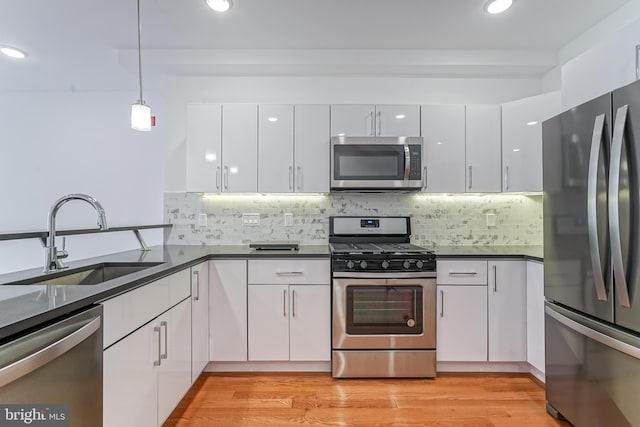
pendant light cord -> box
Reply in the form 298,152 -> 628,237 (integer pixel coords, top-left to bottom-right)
137,0 -> 144,103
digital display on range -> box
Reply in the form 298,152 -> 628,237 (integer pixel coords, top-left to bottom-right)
360,219 -> 380,228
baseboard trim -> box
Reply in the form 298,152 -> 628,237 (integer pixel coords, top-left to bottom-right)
205,361 -> 331,372
437,361 -> 531,373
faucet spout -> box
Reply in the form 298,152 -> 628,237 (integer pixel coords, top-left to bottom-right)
44,194 -> 109,273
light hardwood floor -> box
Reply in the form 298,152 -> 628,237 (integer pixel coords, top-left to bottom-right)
164,372 -> 571,426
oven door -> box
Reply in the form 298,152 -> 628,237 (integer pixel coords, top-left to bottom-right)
330,137 -> 423,190
333,277 -> 436,349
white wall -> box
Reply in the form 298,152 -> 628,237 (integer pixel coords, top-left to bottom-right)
164,75 -> 544,191
0,91 -> 165,274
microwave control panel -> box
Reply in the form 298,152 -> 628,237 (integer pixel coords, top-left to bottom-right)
409,145 -> 422,180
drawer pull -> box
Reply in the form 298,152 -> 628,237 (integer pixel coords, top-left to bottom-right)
449,272 -> 478,276
276,271 -> 304,276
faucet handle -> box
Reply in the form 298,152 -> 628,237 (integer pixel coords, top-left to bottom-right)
57,237 -> 69,260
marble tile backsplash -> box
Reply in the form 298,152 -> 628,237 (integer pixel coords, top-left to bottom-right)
164,192 -> 543,247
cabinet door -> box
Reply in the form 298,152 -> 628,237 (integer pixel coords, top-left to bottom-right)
488,260 -> 526,361
526,261 -> 545,373
502,92 -> 560,192
186,104 -> 222,193
330,105 -> 375,136
222,104 -> 258,192
210,260 -> 248,361
258,104 -> 294,192
103,322 -> 158,427
375,105 -> 420,136
421,105 -> 466,192
465,104 -> 502,192
158,299 -> 192,426
436,285 -> 488,362
294,105 -> 330,193
248,285 -> 290,361
289,285 -> 331,361
191,262 -> 209,382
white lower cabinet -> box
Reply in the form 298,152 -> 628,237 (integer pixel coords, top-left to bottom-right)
526,261 -> 545,373
103,298 -> 192,427
436,285 -> 488,362
191,262 -> 209,382
209,259 -> 248,361
488,260 -> 527,362
248,284 -> 330,361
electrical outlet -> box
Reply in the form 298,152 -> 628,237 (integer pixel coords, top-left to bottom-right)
198,213 -> 207,227
242,213 -> 260,226
284,213 -> 293,227
486,213 -> 496,227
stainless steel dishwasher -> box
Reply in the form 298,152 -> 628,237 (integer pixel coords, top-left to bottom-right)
0,305 -> 103,426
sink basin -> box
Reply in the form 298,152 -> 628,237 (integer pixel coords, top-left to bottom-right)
7,262 -> 164,286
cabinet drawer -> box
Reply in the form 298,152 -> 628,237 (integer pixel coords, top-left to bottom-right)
437,260 -> 487,285
248,259 -> 330,285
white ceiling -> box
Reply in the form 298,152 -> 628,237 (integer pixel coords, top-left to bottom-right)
0,0 -> 632,91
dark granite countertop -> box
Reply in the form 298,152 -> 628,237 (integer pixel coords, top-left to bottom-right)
0,244 -> 329,341
0,243 -> 542,342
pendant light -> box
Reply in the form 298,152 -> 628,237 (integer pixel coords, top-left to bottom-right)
131,0 -> 152,131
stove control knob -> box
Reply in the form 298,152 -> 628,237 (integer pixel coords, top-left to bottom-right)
360,261 -> 368,270
403,260 -> 412,270
381,260 -> 390,269
346,260 -> 355,269
416,260 -> 424,269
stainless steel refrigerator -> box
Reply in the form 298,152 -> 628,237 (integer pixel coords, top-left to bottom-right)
543,78 -> 640,427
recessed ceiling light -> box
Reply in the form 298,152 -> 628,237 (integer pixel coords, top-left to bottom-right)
205,0 -> 232,12
0,46 -> 27,59
484,0 -> 513,14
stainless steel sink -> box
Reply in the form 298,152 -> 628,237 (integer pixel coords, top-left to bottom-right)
6,262 -> 163,286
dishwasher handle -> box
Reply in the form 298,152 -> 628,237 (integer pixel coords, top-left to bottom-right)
0,316 -> 101,388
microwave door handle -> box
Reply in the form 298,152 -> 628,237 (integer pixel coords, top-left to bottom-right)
404,145 -> 411,180
588,113 -> 608,301
610,104 -> 631,308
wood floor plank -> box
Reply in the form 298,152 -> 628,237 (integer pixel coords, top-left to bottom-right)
163,372 -> 572,427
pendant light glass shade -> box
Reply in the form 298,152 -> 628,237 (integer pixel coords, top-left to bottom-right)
131,102 -> 151,131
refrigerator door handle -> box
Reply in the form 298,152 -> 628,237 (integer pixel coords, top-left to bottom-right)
609,104 -> 631,308
588,114 -> 608,301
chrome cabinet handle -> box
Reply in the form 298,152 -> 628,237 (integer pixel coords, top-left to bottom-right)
369,111 -> 375,136
160,321 -> 168,360
440,290 -> 444,318
377,111 -> 381,136
216,166 -> 221,190
493,265 -> 497,292
449,272 -> 477,276
289,166 -> 293,190
296,166 -> 302,190
292,289 -> 296,318
283,289 -> 287,317
504,165 -> 510,191
588,114 -> 608,301
610,104 -> 631,308
422,166 -> 427,190
223,166 -> 229,190
193,270 -> 200,301
0,317 -> 100,387
468,165 -> 473,190
154,326 -> 162,367
276,271 -> 303,276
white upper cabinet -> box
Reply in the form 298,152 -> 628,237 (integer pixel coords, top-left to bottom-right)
258,105 -> 294,192
222,104 -> 258,192
186,104 -> 222,193
465,104 -> 502,193
420,104 -> 466,193
331,105 -> 420,136
502,92 -> 561,192
294,105 -> 330,193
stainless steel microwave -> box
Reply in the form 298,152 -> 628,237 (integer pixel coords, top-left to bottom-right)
330,136 -> 423,191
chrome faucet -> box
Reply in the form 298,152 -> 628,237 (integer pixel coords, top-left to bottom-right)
44,194 -> 109,273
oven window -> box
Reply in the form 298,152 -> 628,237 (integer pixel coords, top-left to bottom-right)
346,285 -> 423,335
334,145 -> 405,180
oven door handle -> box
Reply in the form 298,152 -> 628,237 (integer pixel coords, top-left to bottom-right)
332,271 -> 436,279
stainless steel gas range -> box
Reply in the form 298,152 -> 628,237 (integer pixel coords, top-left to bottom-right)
329,216 -> 437,378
